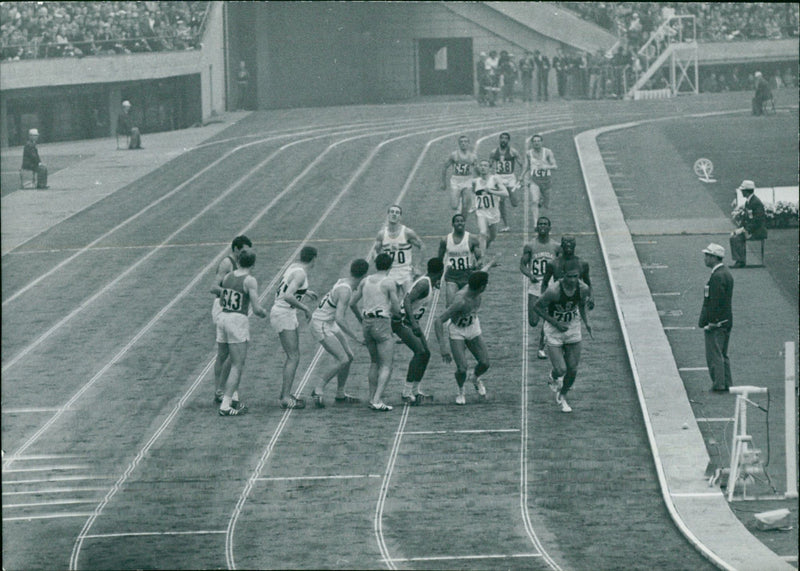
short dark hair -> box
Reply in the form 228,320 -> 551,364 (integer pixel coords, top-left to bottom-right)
561,235 -> 576,246
231,235 -> 252,251
452,213 -> 465,225
468,271 -> 488,291
238,249 -> 256,268
536,216 -> 551,226
350,258 -> 369,278
300,246 -> 318,263
375,252 -> 393,271
388,204 -> 402,214
500,132 -> 510,140
427,257 -> 444,274
531,134 -> 543,142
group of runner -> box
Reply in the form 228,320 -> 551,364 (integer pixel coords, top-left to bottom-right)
211,132 -> 593,415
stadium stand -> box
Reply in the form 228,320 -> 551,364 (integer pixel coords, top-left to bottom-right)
0,1 -> 208,61
562,2 -> 799,43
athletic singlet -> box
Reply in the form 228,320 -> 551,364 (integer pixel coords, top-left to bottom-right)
490,147 -> 519,175
381,224 -> 413,271
547,281 -> 582,323
451,293 -> 481,328
220,271 -> 251,315
527,147 -> 554,183
444,231 -> 475,280
274,263 -> 308,311
526,238 -> 560,281
312,279 -> 351,322
473,176 -> 502,219
451,150 -> 477,177
360,273 -> 393,318
402,275 -> 433,322
216,255 -> 238,297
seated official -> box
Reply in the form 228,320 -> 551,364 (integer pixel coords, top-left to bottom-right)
116,100 -> 143,149
21,128 -> 47,188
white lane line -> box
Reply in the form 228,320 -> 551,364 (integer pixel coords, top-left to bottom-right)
671,492 -> 724,498
4,476 -> 112,484
83,530 -> 226,539
519,172 -> 561,571
255,475 -> 381,482
696,418 -> 734,423
4,499 -> 97,508
663,326 -> 696,331
2,465 -> 88,473
2,407 -> 66,414
3,487 -> 107,496
392,553 -> 542,562
375,405 -> 411,571
642,263 -> 668,269
2,454 -> 84,460
6,115 -> 463,470
4,512 -> 94,522
679,367 -> 708,372
633,240 -> 658,244
652,292 -> 681,296
402,429 -> 520,435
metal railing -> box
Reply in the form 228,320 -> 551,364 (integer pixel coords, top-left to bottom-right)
638,14 -> 697,70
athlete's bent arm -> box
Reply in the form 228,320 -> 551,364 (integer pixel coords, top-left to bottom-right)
245,276 -> 267,318
442,155 -> 454,190
403,281 -> 427,336
578,283 -> 592,336
280,271 -> 312,320
333,287 -> 362,343
520,245 -> 535,281
533,289 -> 568,332
434,301 -> 464,362
349,282 -> 364,324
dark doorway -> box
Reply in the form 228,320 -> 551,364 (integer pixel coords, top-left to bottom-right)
418,38 -> 473,96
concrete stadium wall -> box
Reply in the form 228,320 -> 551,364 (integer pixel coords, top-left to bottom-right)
247,2 -> 564,108
0,1 -> 226,147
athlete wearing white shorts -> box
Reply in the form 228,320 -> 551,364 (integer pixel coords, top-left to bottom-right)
471,159 -> 509,252
442,135 -> 478,214
372,205 -> 424,297
522,134 -> 557,226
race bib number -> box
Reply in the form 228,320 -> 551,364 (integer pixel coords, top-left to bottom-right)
530,258 -> 548,277
455,314 -> 474,328
220,288 -> 243,312
534,168 -> 550,178
448,256 -> 470,271
495,160 -> 514,174
552,308 -> 576,323
454,162 -> 471,176
476,193 -> 495,210
384,249 -> 407,265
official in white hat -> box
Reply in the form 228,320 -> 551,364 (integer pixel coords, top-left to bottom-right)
729,179 -> 767,267
698,243 -> 734,393
22,127 -> 46,188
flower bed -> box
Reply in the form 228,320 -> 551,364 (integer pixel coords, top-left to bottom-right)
731,200 -> 799,229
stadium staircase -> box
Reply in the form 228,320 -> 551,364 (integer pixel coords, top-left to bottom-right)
627,15 -> 698,100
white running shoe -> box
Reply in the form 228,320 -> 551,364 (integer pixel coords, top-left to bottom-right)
556,393 -> 572,413
537,349 -> 547,360
474,379 -> 487,397
455,393 -> 466,405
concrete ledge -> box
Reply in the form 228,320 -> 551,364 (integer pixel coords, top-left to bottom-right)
575,119 -> 792,571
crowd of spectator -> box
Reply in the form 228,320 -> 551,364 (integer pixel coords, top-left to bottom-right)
1,1 -> 208,61
563,2 -> 799,45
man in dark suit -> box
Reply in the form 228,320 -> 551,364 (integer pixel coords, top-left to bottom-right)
729,179 -> 767,267
534,50 -> 550,102
698,243 -> 734,393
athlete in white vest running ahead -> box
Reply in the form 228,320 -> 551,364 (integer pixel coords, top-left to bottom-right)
371,204 -> 425,297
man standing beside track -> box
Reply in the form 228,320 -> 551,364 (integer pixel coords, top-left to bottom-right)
438,213 -> 483,307
534,260 -> 592,413
520,217 -> 561,359
394,257 -> 444,405
214,250 -> 268,416
350,253 -> 402,411
270,246 -> 318,409
309,258 -> 370,408
371,204 -> 425,297
442,135 -> 478,216
698,243 -> 734,393
211,235 -> 252,404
